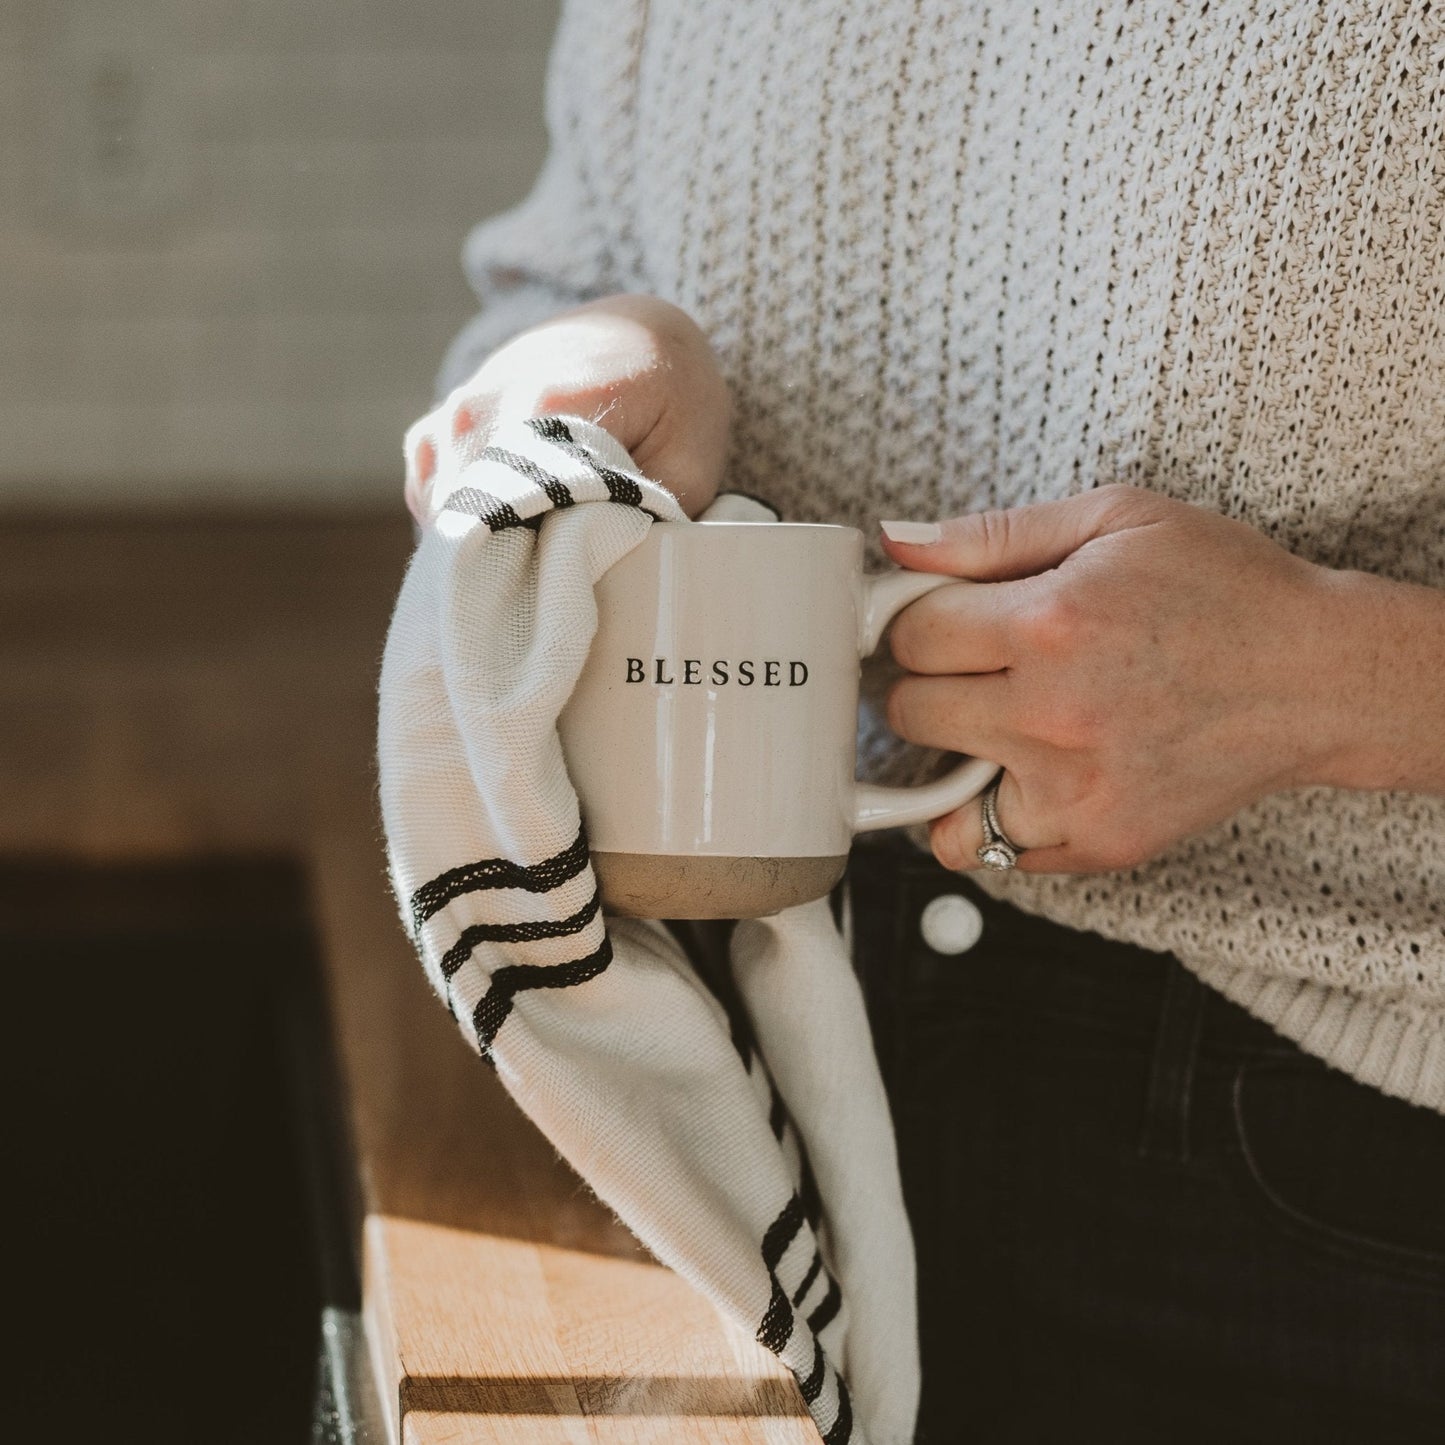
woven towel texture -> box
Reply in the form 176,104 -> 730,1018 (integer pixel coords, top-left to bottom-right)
378,414 -> 918,1445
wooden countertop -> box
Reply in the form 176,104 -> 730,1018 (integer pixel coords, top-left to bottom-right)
0,514 -> 815,1444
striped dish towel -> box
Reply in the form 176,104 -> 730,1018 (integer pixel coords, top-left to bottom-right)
377,414 -> 918,1445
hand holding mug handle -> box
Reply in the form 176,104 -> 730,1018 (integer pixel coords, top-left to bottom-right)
852,570 -> 1001,833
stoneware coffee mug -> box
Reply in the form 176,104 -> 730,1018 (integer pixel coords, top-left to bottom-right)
557,519 -> 999,919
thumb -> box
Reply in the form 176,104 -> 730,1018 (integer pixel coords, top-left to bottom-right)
879,485 -> 1149,581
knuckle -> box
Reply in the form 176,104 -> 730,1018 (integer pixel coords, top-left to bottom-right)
1052,758 -> 1104,811
534,381 -> 596,416
1090,482 -> 1157,527
405,433 -> 438,487
1032,691 -> 1102,749
1092,482 -> 1137,505
446,391 -> 500,461
450,400 -> 479,440
535,376 -> 641,431
1016,583 -> 1084,655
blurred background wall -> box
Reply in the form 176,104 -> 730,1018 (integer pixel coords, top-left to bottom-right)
0,0 -> 560,509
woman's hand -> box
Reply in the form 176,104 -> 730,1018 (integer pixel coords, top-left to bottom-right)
880,485 -> 1445,874
405,294 -> 731,521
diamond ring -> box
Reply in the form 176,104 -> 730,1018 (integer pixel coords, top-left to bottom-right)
977,773 -> 1026,872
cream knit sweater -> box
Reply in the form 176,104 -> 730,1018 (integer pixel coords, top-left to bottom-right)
438,0 -> 1445,1112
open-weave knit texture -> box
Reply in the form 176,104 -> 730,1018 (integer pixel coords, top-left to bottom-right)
378,414 -> 918,1445
438,0 -> 1445,1111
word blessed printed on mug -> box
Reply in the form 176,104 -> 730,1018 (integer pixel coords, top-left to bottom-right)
625,657 -> 811,687
558,519 -> 998,919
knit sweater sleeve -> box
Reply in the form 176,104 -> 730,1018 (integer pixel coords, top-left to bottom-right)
434,0 -> 646,399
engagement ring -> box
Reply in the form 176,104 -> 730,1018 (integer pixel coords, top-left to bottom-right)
977,774 -> 1026,872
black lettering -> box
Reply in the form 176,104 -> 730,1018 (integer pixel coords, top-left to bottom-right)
789,661 -> 809,686
711,661 -> 729,686
764,660 -> 781,686
626,658 -> 645,683
738,661 -> 755,686
654,658 -> 674,684
683,659 -> 701,684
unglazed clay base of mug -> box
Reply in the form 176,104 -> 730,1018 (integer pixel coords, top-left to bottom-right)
594,851 -> 849,920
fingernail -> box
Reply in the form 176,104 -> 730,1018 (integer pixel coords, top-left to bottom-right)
880,519 -> 942,545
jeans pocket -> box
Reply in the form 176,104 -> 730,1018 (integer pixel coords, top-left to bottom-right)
1226,1058 -> 1445,1288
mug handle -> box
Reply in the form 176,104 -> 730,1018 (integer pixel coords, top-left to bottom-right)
852,569 -> 1002,834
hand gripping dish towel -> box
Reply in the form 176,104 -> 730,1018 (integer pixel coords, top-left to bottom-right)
377,413 -> 918,1445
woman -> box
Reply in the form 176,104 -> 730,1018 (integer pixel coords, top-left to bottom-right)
405,2 -> 1445,1438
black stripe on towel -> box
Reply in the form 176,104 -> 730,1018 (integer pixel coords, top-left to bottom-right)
471,934 -> 614,1055
755,1274 -> 794,1356
756,1194 -> 804,1356
409,826 -> 590,933
525,416 -> 666,518
761,1194 -> 804,1271
440,487 -> 539,531
798,1334 -> 827,1405
441,415 -> 666,527
755,1196 -> 851,1443
821,1378 -> 854,1445
479,445 -> 576,509
807,1273 -> 842,1336
440,891 -> 602,980
791,1252 -> 823,1309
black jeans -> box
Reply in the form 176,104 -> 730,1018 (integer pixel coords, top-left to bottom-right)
842,834 -> 1445,1445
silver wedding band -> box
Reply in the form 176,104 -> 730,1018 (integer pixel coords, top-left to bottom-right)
977,773 -> 1026,872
